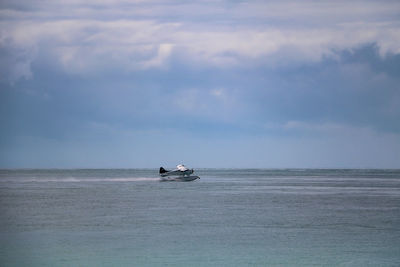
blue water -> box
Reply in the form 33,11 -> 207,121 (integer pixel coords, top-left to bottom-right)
1,169 -> 399,266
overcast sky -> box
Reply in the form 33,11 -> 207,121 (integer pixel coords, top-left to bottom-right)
1,0 -> 400,168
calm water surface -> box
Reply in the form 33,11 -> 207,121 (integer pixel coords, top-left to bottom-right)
1,169 -> 399,266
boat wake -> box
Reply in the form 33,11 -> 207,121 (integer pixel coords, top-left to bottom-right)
3,177 -> 160,183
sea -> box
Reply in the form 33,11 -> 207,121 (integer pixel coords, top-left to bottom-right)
0,169 -> 399,266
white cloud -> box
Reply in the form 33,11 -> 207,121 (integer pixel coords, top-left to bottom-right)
1,0 -> 400,81
141,43 -> 173,69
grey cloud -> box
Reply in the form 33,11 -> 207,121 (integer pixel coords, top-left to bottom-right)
2,0 -> 400,84
1,0 -> 400,168
0,39 -> 35,83
245,44 -> 400,133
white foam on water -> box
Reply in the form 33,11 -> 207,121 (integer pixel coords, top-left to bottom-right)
1,177 -> 160,183
99,177 -> 160,182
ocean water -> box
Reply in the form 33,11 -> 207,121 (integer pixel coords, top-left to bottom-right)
1,169 -> 399,266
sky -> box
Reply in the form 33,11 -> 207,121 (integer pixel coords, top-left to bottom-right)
0,0 -> 400,168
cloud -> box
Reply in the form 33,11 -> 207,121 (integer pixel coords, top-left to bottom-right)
141,43 -> 173,69
1,1 -> 400,81
0,33 -> 36,83
1,0 -> 400,168
0,19 -> 181,77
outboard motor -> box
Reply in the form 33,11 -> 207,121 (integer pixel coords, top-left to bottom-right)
159,167 -> 168,174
